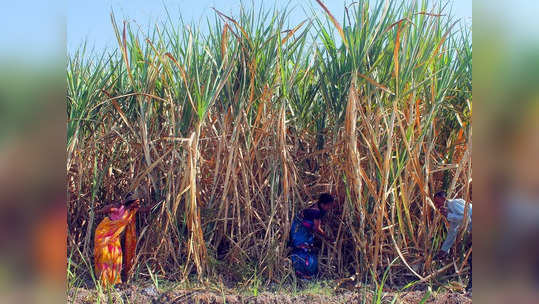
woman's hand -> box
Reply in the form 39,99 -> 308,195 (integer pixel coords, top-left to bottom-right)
127,199 -> 141,210
324,234 -> 336,245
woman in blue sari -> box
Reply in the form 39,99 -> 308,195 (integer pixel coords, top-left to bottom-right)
289,193 -> 334,279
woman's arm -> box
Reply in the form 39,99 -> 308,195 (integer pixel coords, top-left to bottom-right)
137,200 -> 161,213
96,203 -> 121,214
313,219 -> 333,242
313,219 -> 324,236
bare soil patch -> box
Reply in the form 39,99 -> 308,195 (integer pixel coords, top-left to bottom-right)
68,285 -> 472,304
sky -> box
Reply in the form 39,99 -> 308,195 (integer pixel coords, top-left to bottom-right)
66,0 -> 472,55
0,1 -> 64,61
4,0 -> 539,63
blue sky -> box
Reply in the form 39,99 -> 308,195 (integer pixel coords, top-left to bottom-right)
0,1 -> 64,61
67,0 -> 472,54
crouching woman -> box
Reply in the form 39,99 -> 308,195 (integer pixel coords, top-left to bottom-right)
93,193 -> 142,287
288,193 -> 334,279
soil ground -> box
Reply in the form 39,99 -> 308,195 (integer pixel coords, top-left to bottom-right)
68,284 -> 472,304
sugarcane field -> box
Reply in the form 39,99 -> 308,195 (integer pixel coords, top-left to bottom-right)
67,0 -> 472,303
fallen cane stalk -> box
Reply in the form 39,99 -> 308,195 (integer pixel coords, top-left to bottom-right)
391,231 -> 453,283
418,263 -> 454,283
459,247 -> 472,273
392,236 -> 424,280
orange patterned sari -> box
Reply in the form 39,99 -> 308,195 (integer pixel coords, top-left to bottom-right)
94,205 -> 138,287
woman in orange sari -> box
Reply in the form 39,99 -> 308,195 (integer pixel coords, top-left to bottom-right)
94,193 -> 141,287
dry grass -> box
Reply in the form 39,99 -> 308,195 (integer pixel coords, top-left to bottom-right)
67,0 -> 472,289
